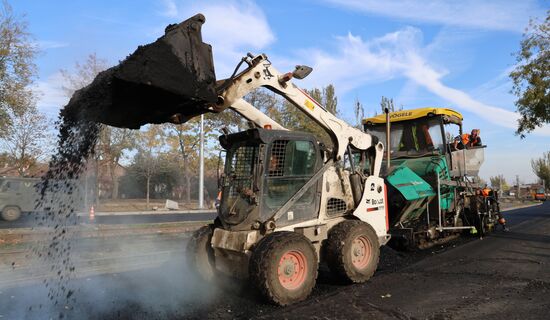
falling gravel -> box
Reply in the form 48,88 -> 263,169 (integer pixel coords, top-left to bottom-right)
32,114 -> 100,318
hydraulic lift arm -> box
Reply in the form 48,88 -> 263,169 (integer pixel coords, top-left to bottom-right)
229,98 -> 287,131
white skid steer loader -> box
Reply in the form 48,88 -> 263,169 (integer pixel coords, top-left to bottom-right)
61,14 -> 390,306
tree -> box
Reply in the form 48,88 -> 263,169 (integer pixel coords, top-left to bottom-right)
60,53 -> 136,199
166,120 -> 212,204
134,125 -> 168,209
0,1 -> 38,137
278,84 -> 339,146
60,53 -> 108,96
380,96 -> 402,113
531,151 -> 550,190
510,10 -> 550,137
489,174 -> 510,192
96,126 -> 135,199
0,106 -> 52,175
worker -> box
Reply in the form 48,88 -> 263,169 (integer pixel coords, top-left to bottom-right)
481,186 -> 509,232
268,154 -> 283,176
215,190 -> 222,210
467,129 -> 482,148
453,129 -> 482,150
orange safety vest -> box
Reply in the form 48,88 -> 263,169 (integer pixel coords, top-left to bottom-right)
461,133 -> 470,145
481,188 -> 491,197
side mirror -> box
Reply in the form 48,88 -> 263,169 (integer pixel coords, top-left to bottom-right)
292,65 -> 313,80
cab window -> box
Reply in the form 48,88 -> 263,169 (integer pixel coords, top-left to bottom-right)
263,140 -> 318,223
0,180 -> 21,193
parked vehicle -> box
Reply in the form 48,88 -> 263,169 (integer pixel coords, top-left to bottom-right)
535,188 -> 547,201
0,177 -> 41,221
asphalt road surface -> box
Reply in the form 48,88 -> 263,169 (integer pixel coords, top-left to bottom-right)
0,211 -> 217,229
0,202 -> 548,319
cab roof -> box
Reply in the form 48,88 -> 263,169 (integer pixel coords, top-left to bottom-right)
362,107 -> 463,125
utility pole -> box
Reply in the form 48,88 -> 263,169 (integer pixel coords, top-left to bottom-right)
516,175 -> 520,200
499,174 -> 503,197
199,114 -> 205,209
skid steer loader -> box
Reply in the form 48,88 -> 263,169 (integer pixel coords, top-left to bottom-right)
62,14 -> 390,305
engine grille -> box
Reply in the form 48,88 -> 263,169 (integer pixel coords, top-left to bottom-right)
327,198 -> 347,215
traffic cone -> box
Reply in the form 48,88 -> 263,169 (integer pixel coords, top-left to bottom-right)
89,206 -> 95,222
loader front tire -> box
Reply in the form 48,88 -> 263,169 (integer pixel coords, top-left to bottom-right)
249,232 -> 318,306
186,225 -> 216,282
325,220 -> 379,283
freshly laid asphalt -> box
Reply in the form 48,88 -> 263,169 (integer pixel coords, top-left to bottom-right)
0,202 -> 547,319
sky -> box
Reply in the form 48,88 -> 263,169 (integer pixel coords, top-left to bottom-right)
11,0 -> 550,184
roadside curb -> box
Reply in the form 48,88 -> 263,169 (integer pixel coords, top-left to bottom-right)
501,202 -> 543,212
0,221 -> 210,244
75,209 -> 216,216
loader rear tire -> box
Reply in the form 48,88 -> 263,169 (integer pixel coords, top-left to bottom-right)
186,225 -> 216,282
249,231 -> 318,306
325,220 -> 379,283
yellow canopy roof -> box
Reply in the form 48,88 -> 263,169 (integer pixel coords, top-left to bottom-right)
362,107 -> 463,125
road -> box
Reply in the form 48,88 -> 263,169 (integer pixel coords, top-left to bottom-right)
0,202 -> 547,319
0,211 -> 217,229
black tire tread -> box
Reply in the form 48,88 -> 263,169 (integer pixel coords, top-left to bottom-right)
186,224 -> 216,281
325,220 -> 380,283
249,231 -> 318,306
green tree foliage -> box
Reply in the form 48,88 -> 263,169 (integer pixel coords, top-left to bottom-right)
510,11 -> 550,137
0,1 -> 38,137
278,84 -> 339,146
531,151 -> 550,190
210,84 -> 340,147
489,174 -> 510,192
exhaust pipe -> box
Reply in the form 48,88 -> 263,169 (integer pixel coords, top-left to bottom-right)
61,14 -> 217,129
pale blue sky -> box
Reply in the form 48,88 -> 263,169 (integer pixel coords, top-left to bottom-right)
12,0 -> 550,184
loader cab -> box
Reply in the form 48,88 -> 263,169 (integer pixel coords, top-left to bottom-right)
218,128 -> 322,231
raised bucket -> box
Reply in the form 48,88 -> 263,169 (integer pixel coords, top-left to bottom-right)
61,14 -> 217,129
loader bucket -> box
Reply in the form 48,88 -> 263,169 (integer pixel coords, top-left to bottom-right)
61,14 -> 217,129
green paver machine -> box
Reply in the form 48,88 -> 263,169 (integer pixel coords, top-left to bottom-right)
363,108 -> 501,249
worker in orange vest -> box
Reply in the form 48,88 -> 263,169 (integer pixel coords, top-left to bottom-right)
453,129 -> 482,150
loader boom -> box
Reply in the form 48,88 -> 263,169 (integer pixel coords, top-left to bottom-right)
212,54 -> 383,176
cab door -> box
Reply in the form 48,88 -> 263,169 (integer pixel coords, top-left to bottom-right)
261,139 -> 321,226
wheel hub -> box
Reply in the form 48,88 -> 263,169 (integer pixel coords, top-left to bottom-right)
278,250 -> 307,290
351,235 -> 372,270
5,209 -> 17,219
